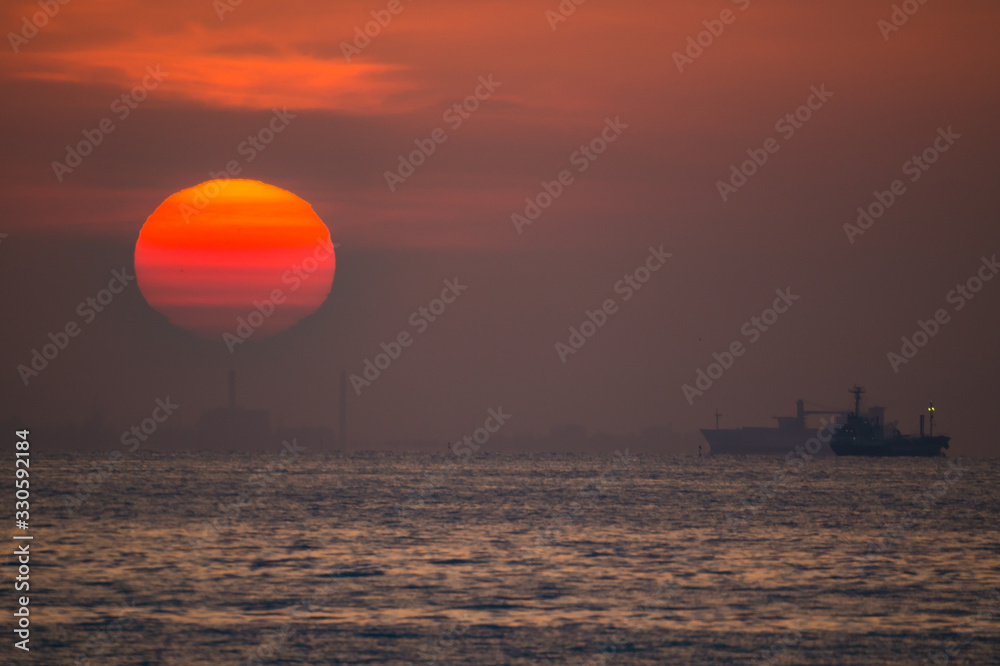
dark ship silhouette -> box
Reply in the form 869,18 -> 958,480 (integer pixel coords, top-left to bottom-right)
701,385 -> 950,457
829,385 -> 949,457
699,400 -> 841,456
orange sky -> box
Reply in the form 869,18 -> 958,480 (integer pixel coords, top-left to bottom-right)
1,0 -> 997,249
2,0 -> 1000,452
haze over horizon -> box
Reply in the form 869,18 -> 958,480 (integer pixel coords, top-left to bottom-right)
2,0 -> 999,456
6,4 -> 1000,665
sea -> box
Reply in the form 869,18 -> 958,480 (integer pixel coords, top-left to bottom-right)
13,451 -> 1000,665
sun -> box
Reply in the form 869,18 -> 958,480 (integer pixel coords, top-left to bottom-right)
134,179 -> 335,342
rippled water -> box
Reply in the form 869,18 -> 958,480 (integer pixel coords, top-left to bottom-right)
15,452 -> 1000,664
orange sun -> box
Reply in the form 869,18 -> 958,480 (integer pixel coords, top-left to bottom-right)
135,180 -> 335,342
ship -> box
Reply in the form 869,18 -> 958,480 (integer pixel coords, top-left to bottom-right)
828,385 -> 949,457
700,399 -> 842,456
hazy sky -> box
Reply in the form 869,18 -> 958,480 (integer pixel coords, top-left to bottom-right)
2,0 -> 999,454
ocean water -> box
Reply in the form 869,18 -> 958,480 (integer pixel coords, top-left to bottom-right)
15,451 -> 1000,664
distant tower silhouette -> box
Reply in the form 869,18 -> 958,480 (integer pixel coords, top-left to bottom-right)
339,370 -> 347,447
229,370 -> 237,410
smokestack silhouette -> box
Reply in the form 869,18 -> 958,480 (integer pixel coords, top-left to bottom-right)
339,370 -> 347,447
229,370 -> 236,410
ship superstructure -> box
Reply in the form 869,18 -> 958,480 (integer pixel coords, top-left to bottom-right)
828,385 -> 949,457
700,399 -> 841,456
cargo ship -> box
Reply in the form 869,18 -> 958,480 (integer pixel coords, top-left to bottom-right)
700,399 -> 842,456
828,385 -> 949,457
701,386 -> 950,457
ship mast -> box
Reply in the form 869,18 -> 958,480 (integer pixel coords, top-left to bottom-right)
714,409 -> 722,430
849,385 -> 865,417
928,402 -> 934,436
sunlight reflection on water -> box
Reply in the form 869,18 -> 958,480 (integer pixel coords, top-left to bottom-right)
26,453 -> 1000,664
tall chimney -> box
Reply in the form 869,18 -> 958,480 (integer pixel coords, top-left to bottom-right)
919,413 -> 925,437
229,370 -> 236,410
339,370 -> 347,447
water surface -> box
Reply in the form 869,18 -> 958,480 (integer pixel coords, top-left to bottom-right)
19,452 -> 1000,664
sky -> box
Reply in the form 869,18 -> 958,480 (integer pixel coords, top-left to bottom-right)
1,0 -> 999,454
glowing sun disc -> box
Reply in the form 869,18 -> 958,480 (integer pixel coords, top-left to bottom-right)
135,179 -> 336,340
